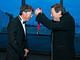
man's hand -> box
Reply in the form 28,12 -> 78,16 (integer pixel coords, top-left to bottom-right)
24,49 -> 29,57
35,8 -> 42,15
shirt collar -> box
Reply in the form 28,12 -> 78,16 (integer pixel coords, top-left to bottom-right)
19,15 -> 25,24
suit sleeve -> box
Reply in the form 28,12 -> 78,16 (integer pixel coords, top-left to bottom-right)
36,13 -> 71,31
24,27 -> 28,49
8,20 -> 20,54
24,39 -> 28,49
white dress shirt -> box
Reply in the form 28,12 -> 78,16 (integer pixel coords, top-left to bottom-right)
19,16 -> 26,36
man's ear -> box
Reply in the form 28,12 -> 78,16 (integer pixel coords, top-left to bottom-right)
22,11 -> 25,15
58,11 -> 62,17
58,11 -> 62,15
22,11 -> 27,17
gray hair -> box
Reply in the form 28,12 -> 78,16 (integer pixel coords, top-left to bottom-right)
20,5 -> 34,15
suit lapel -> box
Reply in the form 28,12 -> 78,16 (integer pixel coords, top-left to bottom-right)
17,16 -> 26,36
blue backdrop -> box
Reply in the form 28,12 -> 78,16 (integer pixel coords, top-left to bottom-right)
0,0 -> 80,33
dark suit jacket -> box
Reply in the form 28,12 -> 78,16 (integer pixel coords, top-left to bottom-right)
36,12 -> 75,60
6,16 -> 28,60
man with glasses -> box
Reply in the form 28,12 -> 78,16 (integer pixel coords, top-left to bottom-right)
6,5 -> 33,60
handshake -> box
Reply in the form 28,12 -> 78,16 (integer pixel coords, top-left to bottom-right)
35,8 -> 42,16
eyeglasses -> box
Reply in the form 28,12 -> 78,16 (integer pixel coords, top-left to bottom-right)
28,14 -> 33,16
25,12 -> 33,16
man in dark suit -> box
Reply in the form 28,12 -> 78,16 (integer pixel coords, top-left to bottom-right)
35,4 -> 75,60
6,5 -> 33,60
